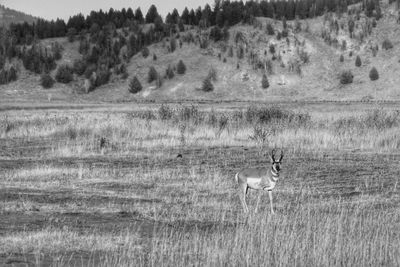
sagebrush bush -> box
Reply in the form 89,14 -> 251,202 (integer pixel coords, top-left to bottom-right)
369,67 -> 379,81
177,60 -> 186,74
148,66 -> 158,83
129,76 -> 142,94
55,65 -> 73,84
340,70 -> 353,84
382,39 -> 393,50
40,73 -> 55,89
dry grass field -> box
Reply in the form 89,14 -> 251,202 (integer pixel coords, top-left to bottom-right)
1,103 -> 400,266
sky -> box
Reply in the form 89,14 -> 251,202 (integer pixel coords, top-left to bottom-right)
2,0 -> 213,21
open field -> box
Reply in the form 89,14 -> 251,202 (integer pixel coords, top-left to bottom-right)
1,103 -> 400,266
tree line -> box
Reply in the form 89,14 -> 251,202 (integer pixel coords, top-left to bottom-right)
5,0 -> 378,45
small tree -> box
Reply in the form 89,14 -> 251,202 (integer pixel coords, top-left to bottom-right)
202,77 -> 214,92
153,53 -> 157,61
129,76 -> 143,94
261,73 -> 269,89
355,55 -> 362,67
369,67 -> 379,81
340,54 -> 344,62
340,70 -> 353,84
148,66 -> 158,83
177,60 -> 186,74
40,73 -> 55,89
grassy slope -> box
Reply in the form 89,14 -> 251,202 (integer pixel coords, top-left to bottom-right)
1,3 -> 400,104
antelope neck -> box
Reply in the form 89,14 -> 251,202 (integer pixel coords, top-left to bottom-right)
271,167 -> 279,180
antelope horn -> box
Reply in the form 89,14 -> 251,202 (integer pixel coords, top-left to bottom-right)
271,149 -> 276,161
279,150 -> 284,161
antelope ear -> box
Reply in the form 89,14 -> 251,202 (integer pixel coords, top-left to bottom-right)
279,151 -> 284,162
269,154 -> 274,163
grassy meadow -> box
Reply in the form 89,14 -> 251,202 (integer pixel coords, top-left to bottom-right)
1,103 -> 400,266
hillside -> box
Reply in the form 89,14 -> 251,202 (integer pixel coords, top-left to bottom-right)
1,1 -> 400,104
0,5 -> 37,26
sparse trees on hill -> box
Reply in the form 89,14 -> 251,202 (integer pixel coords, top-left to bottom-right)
129,76 -> 142,94
369,67 -> 379,81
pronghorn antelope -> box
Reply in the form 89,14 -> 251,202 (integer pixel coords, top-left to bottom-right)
235,149 -> 283,214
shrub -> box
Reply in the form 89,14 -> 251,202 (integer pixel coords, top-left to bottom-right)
0,66 -> 18,85
153,53 -> 157,61
340,70 -> 353,84
148,66 -> 158,83
340,54 -> 344,62
40,73 -> 55,89
355,55 -> 362,67
299,49 -> 310,63
228,46 -> 234,57
269,44 -> 275,54
261,74 -> 269,89
177,60 -> 186,74
73,59 -> 87,76
369,67 -> 379,81
142,47 -> 150,58
382,39 -> 393,50
165,65 -> 175,79
223,58 -> 227,63
55,65 -> 73,84
349,51 -> 353,57
129,76 -> 142,94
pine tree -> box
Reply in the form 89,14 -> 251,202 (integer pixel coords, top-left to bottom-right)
262,73 -> 269,89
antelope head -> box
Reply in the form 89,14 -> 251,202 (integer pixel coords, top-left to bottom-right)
269,149 -> 284,173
